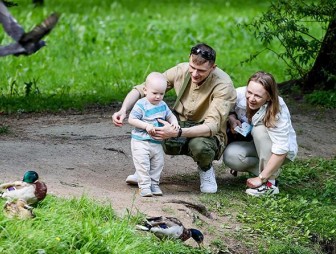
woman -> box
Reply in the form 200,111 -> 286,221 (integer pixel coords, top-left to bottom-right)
223,71 -> 298,196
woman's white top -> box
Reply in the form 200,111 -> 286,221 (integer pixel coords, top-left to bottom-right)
234,86 -> 298,161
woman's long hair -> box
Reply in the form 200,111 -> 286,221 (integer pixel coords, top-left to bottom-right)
246,71 -> 280,128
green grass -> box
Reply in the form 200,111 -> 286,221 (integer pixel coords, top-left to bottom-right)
0,161 -> 335,253
1,0 -> 330,113
1,1 -> 335,253
0,196 -> 207,254
305,91 -> 336,108
0,125 -> 10,134
204,158 -> 336,253
1,0 -> 292,113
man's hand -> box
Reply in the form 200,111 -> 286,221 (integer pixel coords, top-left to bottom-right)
112,111 -> 126,127
170,122 -> 180,131
152,118 -> 179,140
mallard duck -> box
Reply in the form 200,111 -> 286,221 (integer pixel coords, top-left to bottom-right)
3,199 -> 35,219
0,170 -> 47,205
136,216 -> 204,247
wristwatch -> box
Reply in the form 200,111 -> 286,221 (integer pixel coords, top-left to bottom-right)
177,128 -> 182,137
259,173 -> 267,183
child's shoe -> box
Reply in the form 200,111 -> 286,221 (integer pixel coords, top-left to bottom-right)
140,188 -> 153,197
151,185 -> 163,196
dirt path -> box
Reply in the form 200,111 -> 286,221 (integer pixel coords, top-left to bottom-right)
1,101 -> 335,251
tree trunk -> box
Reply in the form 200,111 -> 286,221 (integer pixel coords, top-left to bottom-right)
301,17 -> 336,92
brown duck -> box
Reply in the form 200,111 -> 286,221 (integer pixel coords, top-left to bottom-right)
3,199 -> 35,219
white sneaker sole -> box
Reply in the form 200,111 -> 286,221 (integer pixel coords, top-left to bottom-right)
200,188 -> 217,194
245,188 -> 279,196
125,175 -> 138,185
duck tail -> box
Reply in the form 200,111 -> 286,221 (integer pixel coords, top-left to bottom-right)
135,219 -> 154,231
135,225 -> 150,231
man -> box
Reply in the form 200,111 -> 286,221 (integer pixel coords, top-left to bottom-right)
112,43 -> 236,193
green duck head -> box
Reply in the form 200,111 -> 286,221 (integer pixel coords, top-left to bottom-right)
23,171 -> 39,183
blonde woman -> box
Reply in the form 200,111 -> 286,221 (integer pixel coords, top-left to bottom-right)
223,71 -> 298,196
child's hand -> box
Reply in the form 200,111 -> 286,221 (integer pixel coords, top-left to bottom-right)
146,124 -> 156,135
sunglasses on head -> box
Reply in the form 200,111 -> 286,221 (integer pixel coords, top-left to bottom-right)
190,46 -> 215,61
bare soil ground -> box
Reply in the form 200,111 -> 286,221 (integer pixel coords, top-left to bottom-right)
1,100 -> 335,252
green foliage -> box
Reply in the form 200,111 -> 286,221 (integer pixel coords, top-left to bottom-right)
199,175 -> 247,217
0,196 -> 207,254
281,158 -> 336,201
210,158 -> 336,253
243,0 -> 335,78
304,90 -> 336,108
259,242 -> 318,254
240,158 -> 336,247
1,0 -> 292,113
0,125 -> 10,135
237,195 -> 335,245
1,162 -> 334,254
0,93 -> 115,113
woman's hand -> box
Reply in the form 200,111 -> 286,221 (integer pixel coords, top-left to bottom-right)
246,176 -> 263,188
228,115 -> 242,134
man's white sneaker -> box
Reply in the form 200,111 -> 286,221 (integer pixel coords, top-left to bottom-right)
199,166 -> 217,193
246,181 -> 279,197
125,173 -> 138,185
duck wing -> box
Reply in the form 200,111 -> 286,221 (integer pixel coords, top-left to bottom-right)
0,180 -> 28,190
145,216 -> 166,227
0,1 -> 24,41
19,12 -> 59,44
164,216 -> 184,227
150,224 -> 184,240
146,216 -> 183,227
145,216 -> 186,240
0,42 -> 25,56
1,184 -> 37,204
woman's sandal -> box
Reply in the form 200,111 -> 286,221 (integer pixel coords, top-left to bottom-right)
230,169 -> 238,177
